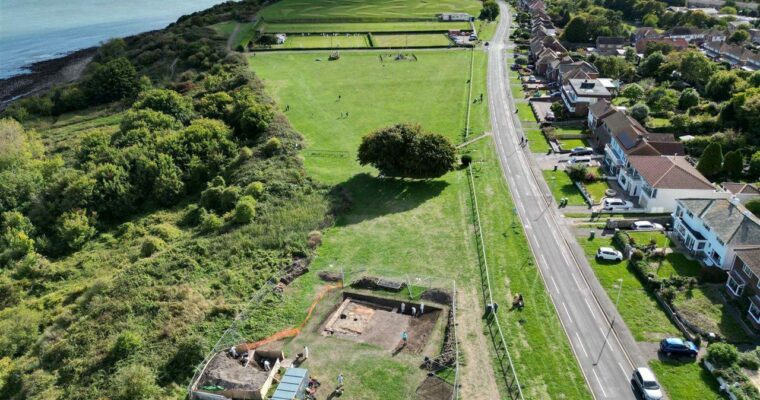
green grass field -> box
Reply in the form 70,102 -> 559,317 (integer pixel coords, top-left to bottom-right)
650,360 -> 722,400
250,50 -> 486,182
260,0 -> 482,21
516,102 -> 536,122
372,33 -> 452,47
525,128 -> 550,153
542,170 -> 586,206
673,285 -> 751,343
558,138 -> 588,150
212,21 -> 238,36
584,180 -> 610,203
577,236 -> 681,341
273,34 -> 370,48
259,21 -> 470,33
250,49 -> 590,399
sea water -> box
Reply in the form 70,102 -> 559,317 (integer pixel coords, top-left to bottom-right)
0,0 -> 228,78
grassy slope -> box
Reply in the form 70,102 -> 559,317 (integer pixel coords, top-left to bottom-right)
250,49 -> 590,399
260,0 -> 482,21
650,360 -> 722,400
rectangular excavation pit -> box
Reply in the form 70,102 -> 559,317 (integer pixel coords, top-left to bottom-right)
321,292 -> 443,353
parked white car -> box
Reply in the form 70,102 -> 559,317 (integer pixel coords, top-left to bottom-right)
632,221 -> 664,231
568,155 -> 593,165
602,198 -> 634,211
632,367 -> 663,400
596,247 -> 623,261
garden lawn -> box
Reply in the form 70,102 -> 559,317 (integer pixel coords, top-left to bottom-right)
649,360 -> 722,400
558,138 -> 588,150
577,236 -> 680,341
627,231 -> 670,248
525,128 -> 550,153
516,102 -> 536,122
475,16 -> 499,41
259,21 -> 470,33
372,33 -> 452,47
554,126 -> 585,137
584,180 -> 609,204
647,117 -> 672,130
673,285 -> 751,343
511,84 -> 525,99
260,0 -> 482,21
273,34 -> 370,48
252,49 -> 590,399
542,170 -> 585,206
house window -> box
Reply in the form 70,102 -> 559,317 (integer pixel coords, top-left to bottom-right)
676,206 -> 683,218
727,276 -> 744,296
687,211 -> 693,218
744,264 -> 754,278
750,303 -> 760,323
704,224 -> 711,232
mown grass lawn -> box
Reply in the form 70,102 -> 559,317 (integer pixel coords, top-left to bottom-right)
475,16 -> 499,41
554,126 -> 586,136
251,49 -> 591,399
516,102 -> 536,122
372,33 -> 452,47
468,140 -> 592,400
511,83 -> 525,98
261,0 -> 482,21
584,180 -> 610,204
558,138 -> 588,150
577,236 -> 680,341
542,170 -> 586,206
650,360 -> 722,400
525,128 -> 550,153
272,34 -> 370,48
259,21 -> 471,33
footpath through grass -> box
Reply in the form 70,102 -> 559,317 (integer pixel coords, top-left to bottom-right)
251,49 -> 591,399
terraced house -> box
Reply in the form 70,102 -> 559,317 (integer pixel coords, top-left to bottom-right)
725,248 -> 760,330
672,198 -> 760,269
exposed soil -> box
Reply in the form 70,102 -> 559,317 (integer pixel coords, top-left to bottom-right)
0,48 -> 96,107
318,271 -> 342,282
200,351 -> 269,391
407,309 -> 443,354
416,375 -> 455,400
421,288 -> 453,306
279,258 -> 309,285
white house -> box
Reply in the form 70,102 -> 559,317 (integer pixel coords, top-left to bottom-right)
672,198 -> 760,269
623,156 -> 729,213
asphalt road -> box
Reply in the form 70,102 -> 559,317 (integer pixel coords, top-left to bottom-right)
486,3 -> 652,399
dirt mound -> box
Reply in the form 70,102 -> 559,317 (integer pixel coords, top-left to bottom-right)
201,351 -> 268,391
318,271 -> 342,282
421,288 -> 453,306
280,258 -> 309,285
350,275 -> 406,292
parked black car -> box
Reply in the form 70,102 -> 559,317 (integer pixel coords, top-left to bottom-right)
659,338 -> 698,358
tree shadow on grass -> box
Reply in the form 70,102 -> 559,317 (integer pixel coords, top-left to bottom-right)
331,173 -> 449,227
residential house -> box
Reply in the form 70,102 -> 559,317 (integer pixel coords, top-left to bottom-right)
704,28 -> 729,43
672,198 -> 760,269
625,156 -> 726,212
551,61 -> 598,85
587,100 -> 616,149
635,37 -> 689,54
560,79 -> 612,116
722,183 -> 760,204
530,36 -> 566,60
631,27 -> 660,44
667,6 -> 719,16
724,247 -> 760,330
751,29 -> 760,45
596,36 -> 627,54
745,52 -> 760,71
666,27 -> 705,43
535,48 -> 560,76
605,126 -> 685,176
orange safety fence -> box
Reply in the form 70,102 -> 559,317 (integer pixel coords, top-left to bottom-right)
242,282 -> 342,351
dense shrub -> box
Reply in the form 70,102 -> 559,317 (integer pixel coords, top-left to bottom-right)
140,236 -> 166,258
566,164 -> 587,181
55,209 -> 96,252
133,89 -> 195,124
233,195 -> 256,224
112,331 -> 143,360
262,137 -> 283,157
612,231 -> 630,249
199,211 -> 224,233
244,181 -> 265,198
739,352 -> 760,371
707,343 -> 739,368
239,103 -> 275,140
461,154 -> 473,167
84,57 -> 139,104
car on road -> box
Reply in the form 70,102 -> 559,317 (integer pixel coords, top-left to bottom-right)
602,197 -> 634,211
596,247 -> 623,261
632,367 -> 663,400
570,147 -> 593,156
659,338 -> 698,358
567,156 -> 594,165
632,221 -> 664,231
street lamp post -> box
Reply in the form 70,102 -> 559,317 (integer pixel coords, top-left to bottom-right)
613,278 -> 623,323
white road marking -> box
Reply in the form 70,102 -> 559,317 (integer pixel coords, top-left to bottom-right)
584,297 -> 597,319
593,369 -> 608,398
618,362 -> 628,379
540,254 -> 547,266
551,276 -> 560,293
576,332 -> 589,357
562,302 -> 573,324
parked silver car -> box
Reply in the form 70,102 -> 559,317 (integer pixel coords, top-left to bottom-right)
632,367 -> 663,400
596,247 -> 623,261
602,198 -> 633,211
632,221 -> 664,231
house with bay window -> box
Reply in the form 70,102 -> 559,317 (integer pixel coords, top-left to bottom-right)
725,248 -> 760,330
672,198 -> 760,269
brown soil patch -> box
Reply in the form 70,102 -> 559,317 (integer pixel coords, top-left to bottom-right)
416,375 -> 455,400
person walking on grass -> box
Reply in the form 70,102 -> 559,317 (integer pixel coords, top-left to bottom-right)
402,330 -> 408,346
303,345 -> 309,360
338,373 -> 344,388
